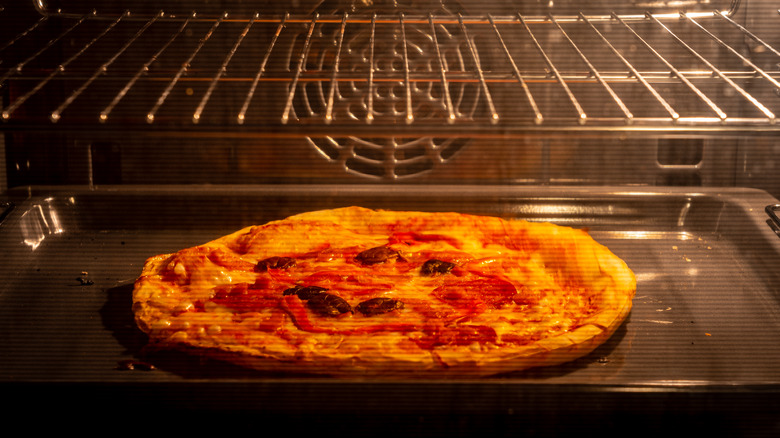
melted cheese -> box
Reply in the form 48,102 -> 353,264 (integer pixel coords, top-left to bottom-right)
168,219 -> 594,350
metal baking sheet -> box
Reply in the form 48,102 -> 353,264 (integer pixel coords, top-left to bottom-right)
2,185 -> 780,429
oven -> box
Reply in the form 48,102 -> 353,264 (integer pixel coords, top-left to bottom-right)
2,0 -> 780,433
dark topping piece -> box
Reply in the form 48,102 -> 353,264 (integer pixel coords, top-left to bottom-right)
356,297 -> 405,316
420,259 -> 456,276
306,293 -> 353,317
76,276 -> 94,286
355,246 -> 400,265
283,285 -> 327,300
255,256 -> 296,272
116,359 -> 156,371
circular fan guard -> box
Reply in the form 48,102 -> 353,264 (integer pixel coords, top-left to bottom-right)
289,0 -> 480,179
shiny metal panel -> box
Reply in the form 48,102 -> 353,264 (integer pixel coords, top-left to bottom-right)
1,185 -> 779,387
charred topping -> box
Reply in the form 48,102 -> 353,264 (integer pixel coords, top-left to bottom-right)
255,256 -> 297,272
356,297 -> 405,316
76,277 -> 94,286
283,285 -> 328,300
116,359 -> 156,371
306,293 -> 353,316
355,246 -> 401,265
420,259 -> 456,276
76,271 -> 94,286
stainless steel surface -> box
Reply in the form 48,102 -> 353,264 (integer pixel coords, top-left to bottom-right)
1,0 -> 779,432
0,0 -> 775,133
1,185 -> 780,427
2,0 -> 779,187
0,1 -> 776,192
766,203 -> 780,237
1,186 -> 779,382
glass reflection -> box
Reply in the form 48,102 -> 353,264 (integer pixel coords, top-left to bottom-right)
19,200 -> 64,250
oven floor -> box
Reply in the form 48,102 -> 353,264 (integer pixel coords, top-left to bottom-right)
1,185 -> 779,385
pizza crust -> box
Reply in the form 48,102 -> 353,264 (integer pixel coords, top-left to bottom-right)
132,206 -> 636,377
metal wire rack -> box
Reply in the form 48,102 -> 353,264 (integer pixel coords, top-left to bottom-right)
1,3 -> 779,137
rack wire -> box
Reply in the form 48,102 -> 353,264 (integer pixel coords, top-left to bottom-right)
1,6 -> 779,136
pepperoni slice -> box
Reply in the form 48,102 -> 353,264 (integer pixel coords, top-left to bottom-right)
415,324 -> 498,349
281,295 -> 323,333
255,310 -> 287,332
207,248 -> 256,271
302,271 -> 394,294
210,282 -> 281,313
389,231 -> 462,249
432,278 -> 519,311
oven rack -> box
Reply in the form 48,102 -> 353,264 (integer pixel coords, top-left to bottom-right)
1,7 -> 779,137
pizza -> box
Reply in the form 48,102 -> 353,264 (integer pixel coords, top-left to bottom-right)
132,206 -> 636,377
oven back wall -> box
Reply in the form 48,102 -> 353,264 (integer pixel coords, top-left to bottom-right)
1,134 -> 754,189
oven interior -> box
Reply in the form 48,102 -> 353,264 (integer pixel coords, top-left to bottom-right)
0,0 -> 778,193
2,0 -> 780,432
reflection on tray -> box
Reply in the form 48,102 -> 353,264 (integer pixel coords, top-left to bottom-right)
20,200 -> 64,250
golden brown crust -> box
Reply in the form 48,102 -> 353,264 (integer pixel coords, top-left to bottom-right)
132,206 -> 636,377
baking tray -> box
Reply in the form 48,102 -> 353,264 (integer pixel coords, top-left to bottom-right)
2,185 -> 780,431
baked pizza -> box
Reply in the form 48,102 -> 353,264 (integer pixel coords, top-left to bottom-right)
132,206 -> 636,377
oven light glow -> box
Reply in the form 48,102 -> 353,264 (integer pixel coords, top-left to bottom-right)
612,380 -> 713,390
20,205 -> 47,250
635,272 -> 661,283
511,204 -> 584,215
20,203 -> 66,250
620,231 -> 658,239
48,209 -> 63,235
598,230 -> 695,240
677,116 -> 726,123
